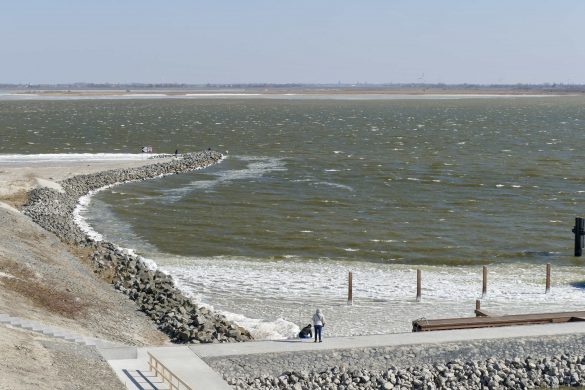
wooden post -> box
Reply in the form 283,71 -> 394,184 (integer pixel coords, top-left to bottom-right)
482,266 -> 488,297
546,263 -> 551,293
416,269 -> 421,302
347,271 -> 353,305
474,299 -> 491,317
573,217 -> 584,257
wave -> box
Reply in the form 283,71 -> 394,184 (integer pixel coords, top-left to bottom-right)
158,155 -> 287,203
314,181 -> 354,192
184,93 -> 262,97
220,312 -> 300,340
169,276 -> 300,340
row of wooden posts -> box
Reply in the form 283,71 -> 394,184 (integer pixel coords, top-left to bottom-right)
346,263 -> 552,304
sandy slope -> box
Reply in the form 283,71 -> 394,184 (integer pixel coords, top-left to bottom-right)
0,326 -> 126,390
0,158 -> 171,388
0,158 -> 171,200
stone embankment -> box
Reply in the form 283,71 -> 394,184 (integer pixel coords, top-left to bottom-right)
23,151 -> 252,344
211,333 -> 585,389
227,354 -> 585,389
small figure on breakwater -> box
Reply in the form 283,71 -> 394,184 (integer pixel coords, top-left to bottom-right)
298,324 -> 312,339
312,308 -> 325,343
174,149 -> 178,156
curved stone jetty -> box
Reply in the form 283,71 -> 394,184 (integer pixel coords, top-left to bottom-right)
23,151 -> 253,344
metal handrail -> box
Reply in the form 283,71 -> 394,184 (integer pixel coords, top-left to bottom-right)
147,351 -> 192,390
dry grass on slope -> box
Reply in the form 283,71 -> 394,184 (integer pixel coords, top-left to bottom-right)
0,257 -> 88,318
0,189 -> 28,209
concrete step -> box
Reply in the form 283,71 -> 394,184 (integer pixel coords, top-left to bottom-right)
52,332 -> 80,342
83,337 -> 119,349
9,320 -> 44,332
107,348 -> 165,390
18,321 -> 45,332
0,313 -> 124,349
121,369 -> 171,390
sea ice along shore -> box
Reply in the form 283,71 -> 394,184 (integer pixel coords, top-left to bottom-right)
22,150 -> 252,344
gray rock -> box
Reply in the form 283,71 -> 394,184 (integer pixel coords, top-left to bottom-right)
23,151 -> 253,344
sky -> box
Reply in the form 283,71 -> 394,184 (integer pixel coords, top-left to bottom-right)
1,0 -> 584,85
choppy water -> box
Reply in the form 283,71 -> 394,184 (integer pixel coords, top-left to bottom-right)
3,96 -> 585,339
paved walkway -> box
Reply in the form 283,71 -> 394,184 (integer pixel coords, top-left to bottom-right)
189,322 -> 585,358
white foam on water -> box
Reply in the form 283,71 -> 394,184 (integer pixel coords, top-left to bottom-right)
220,312 -> 300,340
75,191 -> 106,241
157,255 -> 585,337
158,156 -> 287,202
122,94 -> 168,97
314,181 -> 354,191
170,272 -> 300,339
185,93 -> 263,97
0,153 -> 149,163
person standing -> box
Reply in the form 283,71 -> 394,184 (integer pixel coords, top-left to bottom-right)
312,309 -> 325,343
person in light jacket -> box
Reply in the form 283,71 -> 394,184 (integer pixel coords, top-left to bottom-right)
312,309 -> 325,342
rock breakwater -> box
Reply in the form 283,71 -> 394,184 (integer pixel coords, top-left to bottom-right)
23,151 -> 252,343
227,353 -> 585,389
210,332 -> 585,389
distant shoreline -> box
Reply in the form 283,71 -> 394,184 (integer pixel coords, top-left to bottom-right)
1,89 -> 582,101
1,85 -> 585,98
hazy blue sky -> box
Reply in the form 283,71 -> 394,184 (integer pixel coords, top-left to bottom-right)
1,1 -> 584,84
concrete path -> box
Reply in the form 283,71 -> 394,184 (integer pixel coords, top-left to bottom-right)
106,348 -> 170,390
189,322 -> 585,358
106,346 -> 231,390
149,347 -> 232,390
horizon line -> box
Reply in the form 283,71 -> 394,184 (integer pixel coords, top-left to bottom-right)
2,82 -> 585,89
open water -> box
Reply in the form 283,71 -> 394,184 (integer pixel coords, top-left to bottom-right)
2,95 -> 585,338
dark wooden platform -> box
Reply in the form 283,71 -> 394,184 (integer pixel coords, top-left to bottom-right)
412,310 -> 585,332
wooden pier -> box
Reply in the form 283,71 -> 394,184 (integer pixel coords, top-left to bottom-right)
412,310 -> 585,332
